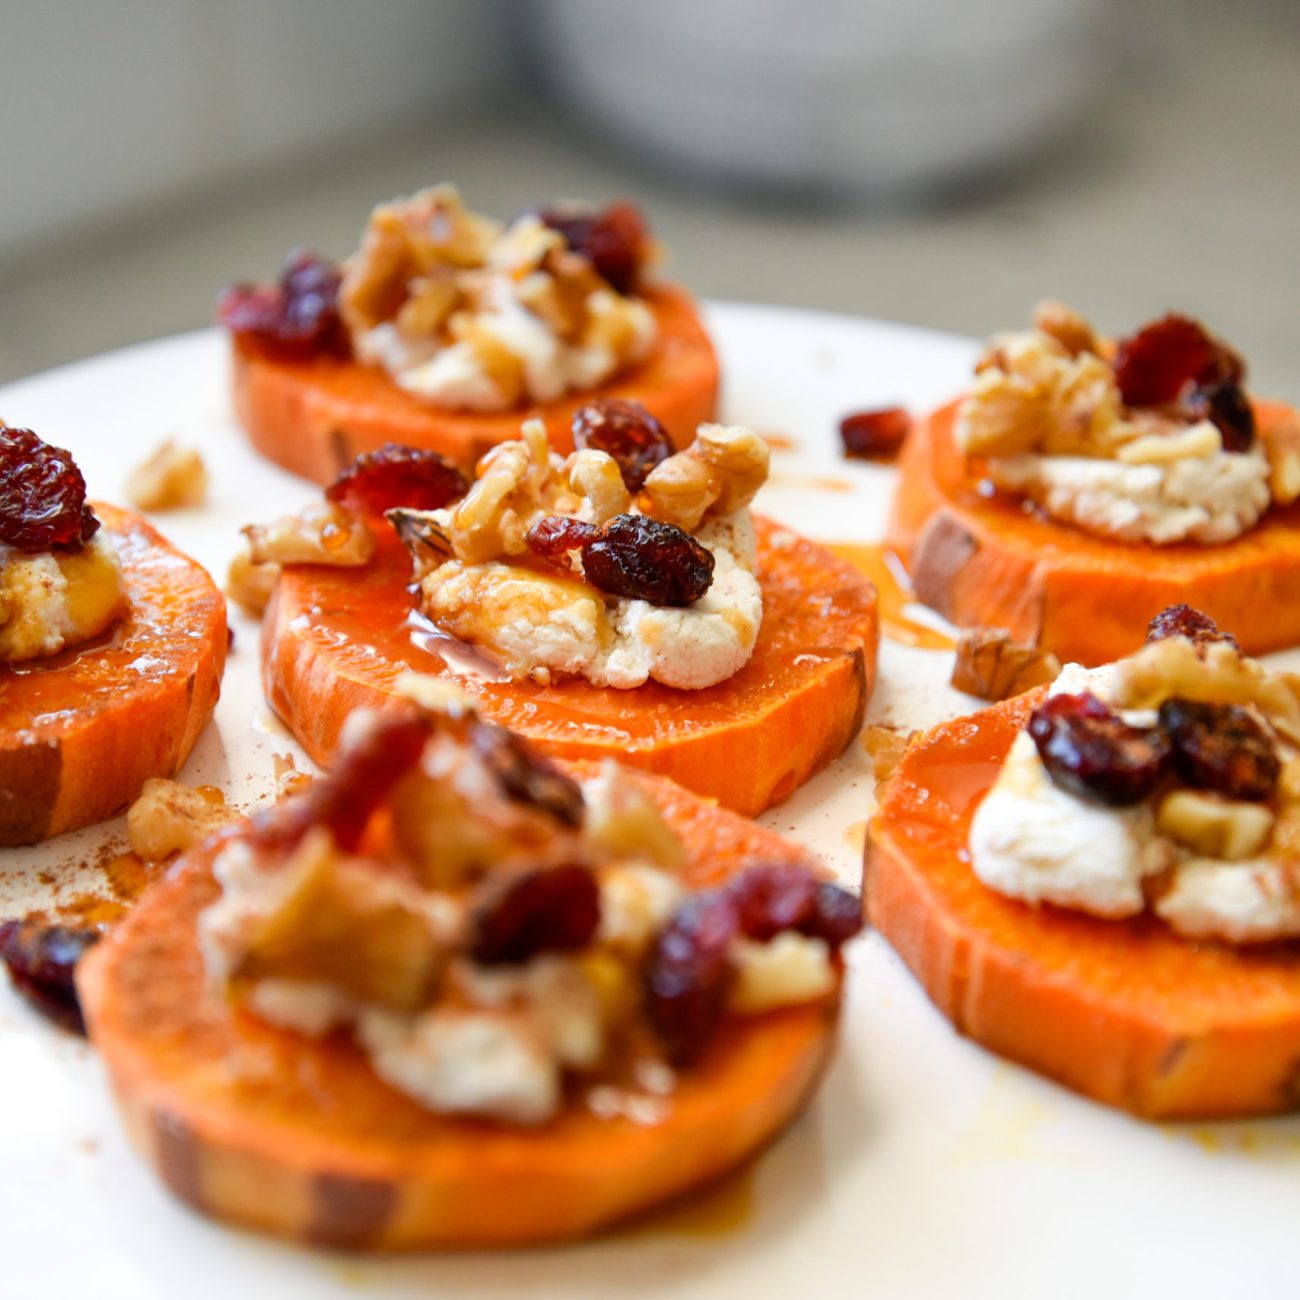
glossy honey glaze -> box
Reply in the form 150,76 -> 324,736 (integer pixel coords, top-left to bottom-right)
823,541 -> 954,651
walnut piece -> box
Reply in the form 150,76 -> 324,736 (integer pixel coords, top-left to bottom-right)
127,778 -> 235,862
125,439 -> 208,511
951,628 -> 1061,701
1032,299 -> 1099,357
862,726 -> 913,782
1156,790 -> 1274,861
226,548 -> 280,615
642,424 -> 770,530
581,760 -> 683,870
1261,405 -> 1300,505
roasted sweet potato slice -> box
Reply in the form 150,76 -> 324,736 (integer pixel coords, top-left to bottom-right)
867,690 -> 1300,1119
78,762 -> 842,1250
886,398 -> 1300,665
260,516 -> 878,817
0,504 -> 226,844
231,284 -> 720,483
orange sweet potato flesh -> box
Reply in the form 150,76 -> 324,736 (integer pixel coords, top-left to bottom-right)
886,398 -> 1300,665
867,690 -> 1300,1119
0,505 -> 226,845
78,762 -> 842,1250
261,516 -> 878,817
232,284 -> 720,483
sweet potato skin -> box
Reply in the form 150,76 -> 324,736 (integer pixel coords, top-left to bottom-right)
0,505 -> 226,844
887,399 -> 1300,665
232,283 -> 720,483
78,764 -> 842,1250
867,691 -> 1300,1119
261,516 -> 878,817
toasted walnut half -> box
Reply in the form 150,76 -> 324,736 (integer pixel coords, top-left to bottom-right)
126,439 -> 208,511
642,424 -> 770,531
951,628 -> 1061,702
1156,790 -> 1274,861
127,778 -> 236,862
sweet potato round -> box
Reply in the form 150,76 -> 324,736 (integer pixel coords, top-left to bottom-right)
231,283 -> 720,483
260,515 -> 878,817
886,398 -> 1300,665
0,504 -> 226,845
78,762 -> 843,1250
867,691 -> 1300,1119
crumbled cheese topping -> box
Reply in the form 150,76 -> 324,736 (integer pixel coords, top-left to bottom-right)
0,530 -> 127,663
400,419 -> 769,690
339,186 -> 656,411
955,302 -> 1277,545
969,643 -> 1300,943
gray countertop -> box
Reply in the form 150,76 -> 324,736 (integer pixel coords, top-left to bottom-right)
0,6 -> 1295,398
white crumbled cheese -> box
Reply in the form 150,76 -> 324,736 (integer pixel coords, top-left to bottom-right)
969,732 -> 1173,917
1154,858 -> 1300,944
728,933 -> 836,1013
245,979 -> 356,1037
0,531 -> 126,662
358,1007 -> 560,1125
419,510 -> 763,691
597,863 -> 685,954
987,439 -> 1272,545
397,340 -> 506,410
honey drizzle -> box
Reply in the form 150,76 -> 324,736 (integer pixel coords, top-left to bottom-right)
822,542 -> 955,651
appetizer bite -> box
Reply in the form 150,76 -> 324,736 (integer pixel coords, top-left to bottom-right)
240,403 -> 879,816
887,303 -> 1300,663
868,605 -> 1300,1118
0,426 -> 225,843
219,186 -> 719,482
79,693 -> 861,1249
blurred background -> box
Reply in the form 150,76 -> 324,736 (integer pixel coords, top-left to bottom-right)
0,0 -> 1296,395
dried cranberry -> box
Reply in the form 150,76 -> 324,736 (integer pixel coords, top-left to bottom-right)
572,399 -> 674,492
1145,604 -> 1238,651
538,201 -> 651,296
469,722 -> 585,827
1180,382 -> 1256,453
1112,313 -> 1245,407
1028,692 -> 1171,806
0,918 -> 101,1033
525,515 -> 601,560
1158,698 -> 1279,801
217,249 -> 348,360
470,865 -> 600,965
582,514 -> 715,606
252,711 -> 432,852
644,891 -> 738,1066
838,407 -> 912,461
0,426 -> 99,552
727,863 -> 863,947
326,444 -> 468,516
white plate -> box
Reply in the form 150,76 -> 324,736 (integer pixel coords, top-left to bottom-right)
1,305 -> 1293,1298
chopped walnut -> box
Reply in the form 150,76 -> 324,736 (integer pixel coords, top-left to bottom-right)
1261,405 -> 1300,505
125,439 -> 208,511
1032,299 -> 1099,357
863,726 -> 914,782
1116,420 -> 1221,465
1156,790 -> 1274,861
127,778 -> 236,862
567,449 -> 631,525
642,424 -> 770,531
582,760 -> 684,871
272,752 -> 313,800
226,548 -> 280,616
951,628 -> 1061,701
243,500 -> 374,568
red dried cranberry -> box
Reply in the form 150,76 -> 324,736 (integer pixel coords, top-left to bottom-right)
1158,698 -> 1279,801
1112,313 -> 1245,407
525,515 -> 602,560
644,891 -> 738,1066
0,918 -> 101,1033
217,249 -> 348,360
470,865 -> 600,966
326,444 -> 468,516
537,202 -> 651,296
1146,604 -> 1238,651
582,514 -> 715,606
469,722 -> 585,827
0,426 -> 99,552
572,399 -> 674,492
252,711 -> 432,852
1028,692 -> 1171,806
838,407 -> 912,461
1180,383 -> 1256,453
728,863 -> 863,947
